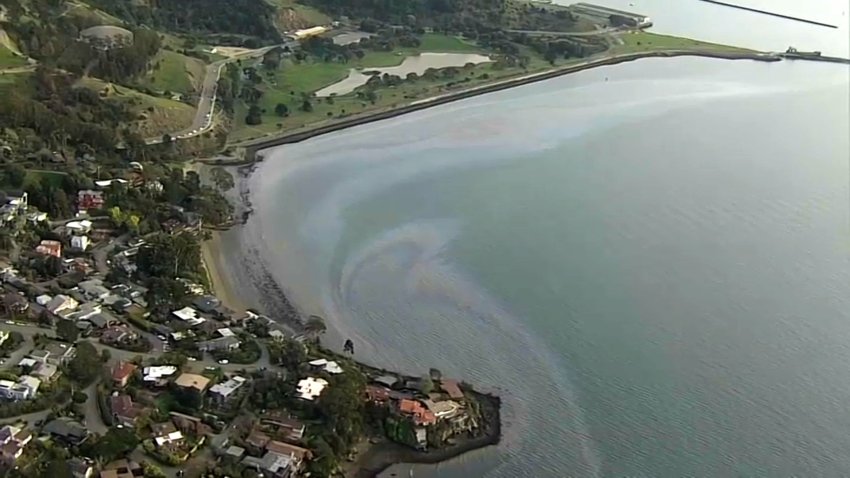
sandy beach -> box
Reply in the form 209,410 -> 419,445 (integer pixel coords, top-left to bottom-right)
201,229 -> 248,313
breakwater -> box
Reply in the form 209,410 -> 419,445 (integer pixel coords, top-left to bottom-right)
212,50 -> 782,164
697,0 -> 838,29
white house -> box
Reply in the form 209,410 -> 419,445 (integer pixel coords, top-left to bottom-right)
142,366 -> 178,383
296,377 -> 328,401
208,376 -> 247,404
308,358 -> 343,375
172,306 -> 205,326
71,235 -> 90,251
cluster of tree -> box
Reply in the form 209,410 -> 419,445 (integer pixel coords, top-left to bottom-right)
307,369 -> 368,477
0,67 -> 135,160
66,341 -> 103,386
79,427 -> 140,463
136,231 -> 202,281
85,0 -> 282,43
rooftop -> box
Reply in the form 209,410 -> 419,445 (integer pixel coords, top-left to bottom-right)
209,376 -> 247,398
174,373 -> 211,392
297,377 -> 328,401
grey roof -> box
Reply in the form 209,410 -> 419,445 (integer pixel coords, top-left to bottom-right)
43,418 -> 87,440
80,25 -> 133,41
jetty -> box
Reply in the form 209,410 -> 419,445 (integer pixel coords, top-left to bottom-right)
697,0 -> 838,29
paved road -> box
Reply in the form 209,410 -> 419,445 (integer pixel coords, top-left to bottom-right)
81,380 -> 108,435
145,41 -> 297,145
0,322 -> 273,374
505,26 -> 626,36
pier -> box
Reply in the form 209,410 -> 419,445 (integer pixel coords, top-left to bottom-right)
697,0 -> 838,29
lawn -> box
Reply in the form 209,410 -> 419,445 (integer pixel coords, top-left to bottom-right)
12,170 -> 69,190
265,0 -> 331,28
143,50 -> 207,95
610,32 -> 751,55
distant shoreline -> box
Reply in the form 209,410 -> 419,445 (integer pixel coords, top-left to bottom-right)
200,48 -> 788,167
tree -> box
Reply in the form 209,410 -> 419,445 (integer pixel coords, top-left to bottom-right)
300,99 -> 313,112
245,104 -> 263,125
72,391 -> 88,403
100,349 -> 112,363
268,338 -> 306,370
274,103 -> 289,117
136,232 -> 202,280
5,164 -> 26,187
81,427 -> 139,463
419,375 -> 434,394
67,342 -> 101,386
305,315 -> 326,335
162,134 -> 173,143
56,319 -> 79,343
210,167 -> 234,191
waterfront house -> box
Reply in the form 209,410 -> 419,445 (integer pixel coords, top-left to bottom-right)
398,399 -> 437,426
308,358 -> 344,374
440,379 -> 464,400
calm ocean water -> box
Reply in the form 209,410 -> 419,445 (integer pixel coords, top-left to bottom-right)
228,2 -> 850,476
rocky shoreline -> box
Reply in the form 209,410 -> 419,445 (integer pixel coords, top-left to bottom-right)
198,165 -> 504,475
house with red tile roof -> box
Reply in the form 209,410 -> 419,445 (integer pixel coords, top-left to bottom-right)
398,399 -> 437,426
111,361 -> 137,388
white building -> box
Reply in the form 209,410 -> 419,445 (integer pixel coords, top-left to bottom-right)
154,431 -> 183,447
208,376 -> 247,404
46,295 -> 78,315
297,377 -> 328,401
0,376 -> 40,400
71,235 -> 90,251
309,358 -> 343,375
172,306 -> 206,326
142,366 -> 178,383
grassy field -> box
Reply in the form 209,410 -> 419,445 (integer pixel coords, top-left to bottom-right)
143,50 -> 207,95
229,33 -> 493,140
0,45 -> 26,69
610,32 -> 752,55
80,78 -> 195,138
24,170 -> 68,188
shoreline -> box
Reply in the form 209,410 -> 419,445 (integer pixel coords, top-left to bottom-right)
200,48 -> 790,166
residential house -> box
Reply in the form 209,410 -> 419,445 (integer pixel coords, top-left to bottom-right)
372,375 -> 399,389
208,376 -> 247,406
110,394 -> 142,427
77,190 -> 104,212
2,292 -> 28,315
308,358 -> 343,374
83,311 -> 116,329
64,302 -> 101,321
422,399 -> 462,420
197,336 -> 241,352
244,430 -> 271,453
46,294 -> 78,315
174,373 -> 211,393
42,418 -> 88,445
78,279 -> 111,302
142,365 -> 177,386
111,361 -> 137,388
296,377 -> 328,401
172,306 -> 206,326
398,399 -> 437,426
101,325 -> 137,346
224,445 -> 245,461
37,342 -> 76,365
169,412 -> 207,436
71,235 -> 90,251
260,415 -> 306,443
0,425 -> 32,464
365,385 -> 391,405
440,379 -> 464,400
192,295 -> 220,314
99,459 -> 142,478
242,440 -> 311,478
65,220 -> 92,235
0,376 -> 40,400
35,240 -> 62,258
31,362 -> 58,381
68,457 -> 95,478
